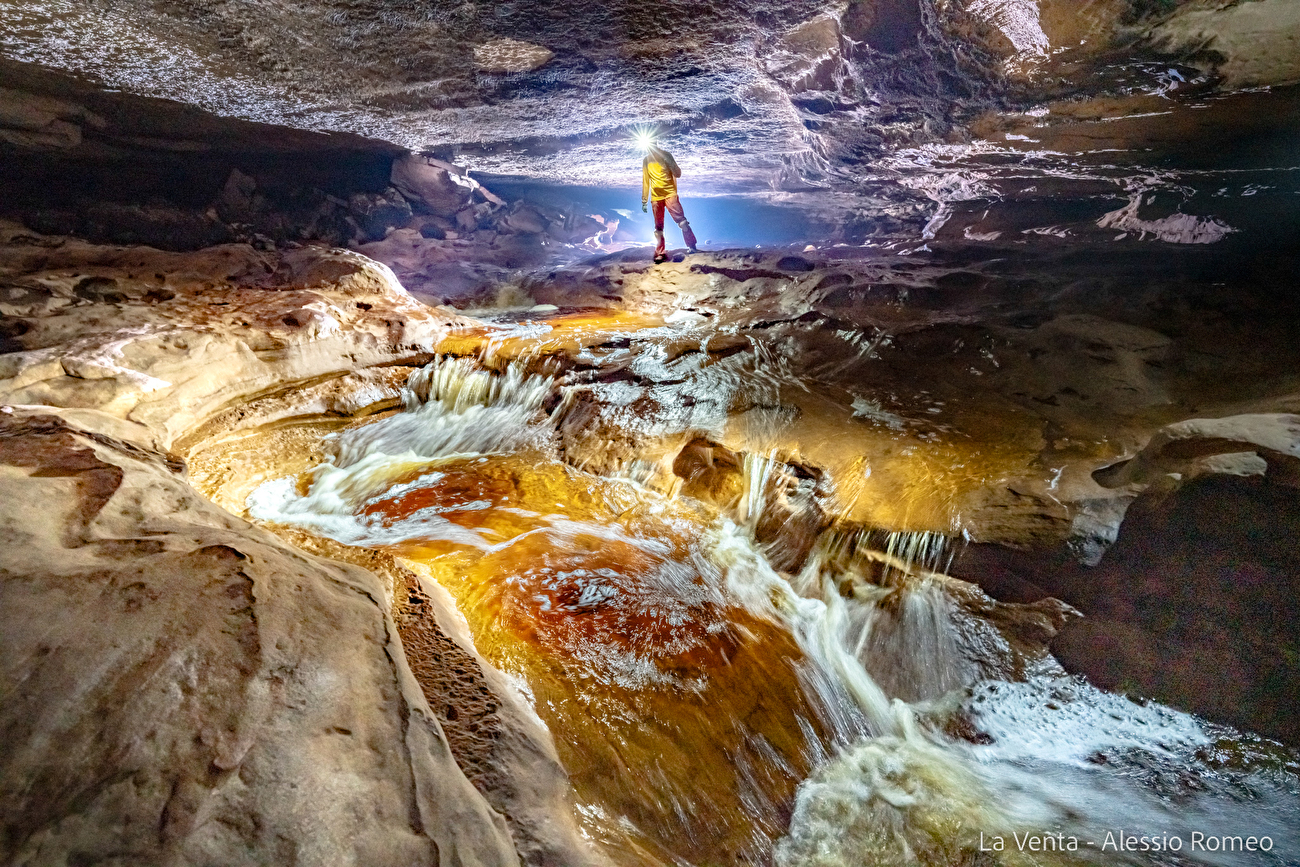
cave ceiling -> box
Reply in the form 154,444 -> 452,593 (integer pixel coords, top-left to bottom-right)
2,0 -> 1299,236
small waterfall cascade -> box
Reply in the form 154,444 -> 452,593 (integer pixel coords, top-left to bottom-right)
739,448 -> 779,528
790,529 -> 982,704
243,344 -> 1300,867
247,352 -> 556,542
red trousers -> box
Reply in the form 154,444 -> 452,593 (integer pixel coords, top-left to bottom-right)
652,196 -> 697,255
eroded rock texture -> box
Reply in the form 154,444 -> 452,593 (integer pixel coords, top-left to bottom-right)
4,0 -> 1299,242
0,225 -> 598,866
0,410 -> 517,866
953,413 -> 1300,744
0,223 -> 449,442
4,0 -> 1297,186
0,60 -> 621,305
1,0 -> 1300,861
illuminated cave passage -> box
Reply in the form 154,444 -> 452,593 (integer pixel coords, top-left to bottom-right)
2,2 -> 1300,866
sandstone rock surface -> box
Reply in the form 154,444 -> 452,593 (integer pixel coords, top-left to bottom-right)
0,221 -> 452,445
0,408 -> 518,867
0,223 -> 599,866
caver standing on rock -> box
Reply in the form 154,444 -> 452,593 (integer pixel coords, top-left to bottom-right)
641,142 -> 699,264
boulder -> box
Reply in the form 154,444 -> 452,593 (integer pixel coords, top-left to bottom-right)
390,153 -> 473,216
1051,472 -> 1300,745
213,167 -> 258,223
545,213 -> 606,245
348,187 -> 413,243
673,437 -> 745,509
500,204 -> 548,235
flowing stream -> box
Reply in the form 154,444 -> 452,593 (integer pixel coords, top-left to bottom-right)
247,311 -> 1299,867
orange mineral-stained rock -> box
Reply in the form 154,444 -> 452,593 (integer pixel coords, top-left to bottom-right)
0,224 -> 595,867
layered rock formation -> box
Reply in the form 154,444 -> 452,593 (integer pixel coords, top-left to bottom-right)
0,408 -> 518,866
6,0 -> 1298,186
5,0 -> 1299,239
3,0 -> 1300,862
964,412 -> 1300,745
0,222 -> 600,866
0,61 -> 630,305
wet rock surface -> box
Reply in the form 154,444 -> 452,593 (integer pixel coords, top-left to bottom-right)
2,1 -> 1300,861
964,411 -> 1300,747
0,221 -> 456,441
3,0 -> 1299,243
482,238 -> 1300,539
0,224 -> 610,866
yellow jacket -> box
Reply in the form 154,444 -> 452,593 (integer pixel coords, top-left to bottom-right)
642,148 -> 681,203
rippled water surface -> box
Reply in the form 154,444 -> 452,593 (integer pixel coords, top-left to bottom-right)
247,311 -> 1300,867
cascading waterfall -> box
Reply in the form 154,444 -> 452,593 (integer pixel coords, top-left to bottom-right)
247,352 -> 554,544
739,448 -> 779,528
246,348 -> 1299,867
881,530 -> 955,582
788,529 -> 988,703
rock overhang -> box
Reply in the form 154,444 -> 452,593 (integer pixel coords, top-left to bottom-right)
3,1 -> 1299,197
2,1 -> 1300,256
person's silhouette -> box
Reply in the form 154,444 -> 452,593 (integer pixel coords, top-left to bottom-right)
641,143 -> 699,263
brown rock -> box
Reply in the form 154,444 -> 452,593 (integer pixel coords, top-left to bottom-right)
1051,472 -> 1300,744
0,410 -> 519,867
214,167 -> 258,222
0,223 -> 607,865
673,436 -> 745,508
390,153 -> 473,216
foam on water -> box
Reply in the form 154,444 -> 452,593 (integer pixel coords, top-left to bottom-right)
962,680 -> 1300,862
763,518 -> 1299,866
245,351 -> 1300,867
248,354 -> 555,539
970,678 -> 1210,766
776,732 -> 1028,867
779,674 -> 1300,867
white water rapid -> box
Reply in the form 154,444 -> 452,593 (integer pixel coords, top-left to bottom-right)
247,345 -> 1300,867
